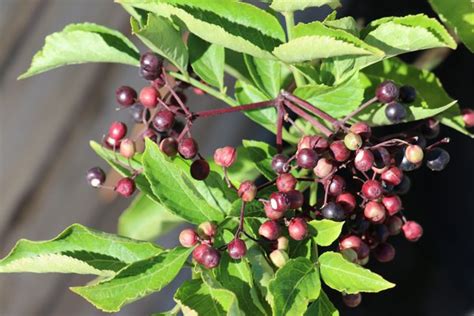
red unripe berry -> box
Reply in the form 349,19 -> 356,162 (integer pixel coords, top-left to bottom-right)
276,173 -> 297,192
139,86 -> 159,108
104,135 -> 121,150
362,180 -> 383,200
269,249 -> 289,268
286,190 -> 304,209
271,154 -> 289,174
350,122 -> 372,139
192,244 -> 208,263
269,192 -> 290,212
330,140 -> 351,162
336,192 -> 357,213
344,132 -> 363,151
108,121 -> 127,140
402,220 -> 423,241
296,148 -> 319,169
259,220 -> 281,240
179,228 -> 198,248
115,85 -> 137,107
339,235 -> 370,259
160,137 -> 178,157
193,244 -> 220,269
264,202 -> 285,220
198,221 -> 217,238
313,158 -> 335,178
238,181 -> 257,202
298,135 -> 328,152
376,80 -> 399,103
381,167 -> 404,186
405,145 -> 424,164
382,195 -> 402,215
86,167 -> 106,188
153,110 -> 175,132
373,242 -> 396,263
288,218 -> 308,241
462,108 -> 474,128
354,149 -> 374,172
214,146 -> 237,168
342,293 -> 362,308
328,175 -> 346,196
190,159 -> 210,181
364,201 -> 386,223
386,216 -> 403,235
120,138 -> 136,159
115,177 -> 136,197
142,128 -> 158,143
178,137 -> 198,159
228,238 -> 247,259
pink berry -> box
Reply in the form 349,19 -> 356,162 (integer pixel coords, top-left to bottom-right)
115,177 -> 136,197
197,221 -> 217,239
354,149 -> 374,172
313,158 -> 335,178
381,167 -> 404,186
259,220 -> 281,240
139,86 -> 159,108
350,122 -> 372,139
336,192 -> 357,213
364,201 -> 386,223
462,108 -> 474,128
178,137 -> 198,159
276,173 -> 297,193
402,220 -> 423,241
339,235 -> 370,259
228,238 -> 247,259
328,175 -> 346,196
288,218 -> 308,240
382,195 -> 402,216
238,181 -> 257,202
108,121 -> 127,140
214,146 -> 237,168
361,180 -> 383,200
264,202 -> 285,220
120,138 -> 136,159
179,229 -> 198,248
269,192 -> 290,212
330,140 -> 351,162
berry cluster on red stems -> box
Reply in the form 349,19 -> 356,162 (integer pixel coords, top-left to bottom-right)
86,53 -> 455,307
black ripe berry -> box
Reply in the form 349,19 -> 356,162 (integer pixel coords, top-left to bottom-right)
296,148 -> 319,169
425,148 -> 450,171
321,202 -> 346,221
160,137 -> 178,157
139,52 -> 163,80
108,121 -> 127,140
115,86 -> 136,107
178,137 -> 198,159
190,159 -> 210,181
342,293 -> 362,308
86,167 -> 106,187
129,103 -> 149,123
153,109 -> 175,132
228,238 -> 247,259
115,177 -> 136,197
271,154 -> 289,174
385,102 -> 407,123
398,85 -> 417,103
328,175 -> 346,196
373,242 -> 396,263
286,190 -> 304,209
376,80 -> 399,103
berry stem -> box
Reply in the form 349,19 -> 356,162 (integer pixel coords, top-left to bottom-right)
192,100 -> 276,119
276,102 -> 285,153
235,201 -> 246,238
282,91 -> 338,124
340,96 -> 378,125
257,179 -> 277,191
163,74 -> 192,117
283,100 -> 333,137
426,137 -> 450,150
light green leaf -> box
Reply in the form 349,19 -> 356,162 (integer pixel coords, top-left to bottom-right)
142,139 -> 225,224
120,0 -> 285,59
131,13 -> 188,74
189,34 -> 225,89
324,16 -> 360,37
0,224 -> 162,276
247,245 -> 275,305
121,5 -> 149,26
270,0 -> 340,12
429,0 -> 474,52
319,251 -> 395,293
244,55 -> 282,98
19,23 -> 139,79
273,21 -> 383,63
268,257 -> 320,316
118,194 -> 184,241
309,220 -> 344,246
304,290 -> 339,316
72,247 -> 192,312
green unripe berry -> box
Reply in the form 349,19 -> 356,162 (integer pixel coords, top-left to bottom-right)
344,132 -> 363,151
269,249 -> 289,268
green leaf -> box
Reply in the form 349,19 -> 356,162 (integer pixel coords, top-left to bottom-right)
131,13 -> 188,74
309,220 -> 344,246
268,257 -> 321,316
72,247 -> 192,312
142,139 -> 226,224
19,23 -> 139,79
294,73 -> 365,118
118,194 -> 184,241
247,245 -> 275,305
304,290 -> 339,316
319,251 -> 395,293
0,224 -> 162,276
225,49 -> 252,83
120,0 -> 285,59
273,21 -> 383,63
429,0 -> 474,52
324,16 -> 360,37
244,55 -> 282,98
270,0 -> 340,12
188,34 -> 225,89
121,4 -> 149,26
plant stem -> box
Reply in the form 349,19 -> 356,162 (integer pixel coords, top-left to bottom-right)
284,101 -> 333,137
340,96 -> 378,125
282,91 -> 338,124
235,201 -> 246,237
192,100 -> 276,119
276,102 -> 285,153
283,12 -> 305,87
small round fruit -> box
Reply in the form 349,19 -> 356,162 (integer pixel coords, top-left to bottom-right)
276,173 -> 297,193
296,148 -> 319,169
344,132 -> 363,151
192,244 -> 208,264
381,167 -> 404,186
120,138 -> 136,159
139,86 -> 159,109
339,235 -> 370,259
238,181 -> 257,202
397,151 -> 422,172
421,118 -> 441,139
342,293 -> 362,308
328,175 -> 346,196
190,159 -> 210,181
372,147 -> 391,170
321,202 -> 346,221
402,220 -> 423,241
385,102 -> 407,123
361,180 -> 383,200
198,221 -> 217,238
160,137 -> 178,157
382,195 -> 402,216
269,192 -> 290,212
103,135 -> 121,149
386,216 -> 403,235
350,122 -> 372,139
336,192 -> 357,213
313,158 -> 335,178
153,110 -> 175,132
228,238 -> 247,259
264,202 -> 285,220
140,52 -> 163,80
425,148 -> 450,171
214,146 -> 237,168
269,249 -> 289,268
393,175 -> 411,195
364,201 -> 386,223
108,121 -> 127,140
178,137 -> 198,159
340,248 -> 358,263
142,128 -> 158,143
271,154 -> 289,174
286,190 -> 304,209
404,145 -> 424,164
462,108 -> 474,128
129,103 -> 148,123
288,218 -> 308,241
330,140 -> 351,162
399,85 -> 417,103
86,167 -> 106,187
298,135 -> 321,151
115,86 -> 137,106
354,149 -> 374,172
179,228 -> 198,248
115,177 -> 136,197
276,236 -> 289,250
376,80 -> 399,103
259,220 -> 281,240
373,242 -> 396,263
201,246 -> 221,269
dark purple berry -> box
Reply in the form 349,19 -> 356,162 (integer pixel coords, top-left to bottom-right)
385,102 -> 407,123
108,121 -> 127,140
286,190 -> 304,209
328,175 -> 346,196
129,103 -> 149,123
425,148 -> 450,171
153,110 -> 175,132
115,86 -> 136,107
398,85 -> 417,103
321,202 -> 346,221
140,52 -> 163,80
373,242 -> 396,262
142,128 -> 158,143
376,80 -> 399,103
194,244 -> 220,269
342,293 -> 362,308
339,235 -> 369,259
386,216 -> 403,235
393,175 -> 411,195
288,218 -> 308,240
259,220 -> 281,240
296,148 -> 319,169
269,192 -> 290,212
228,238 -> 247,259
190,159 -> 210,180
178,137 -> 198,159
160,137 -> 178,157
87,167 -> 106,187
271,154 -> 289,174
115,177 -> 136,197
330,141 -> 351,162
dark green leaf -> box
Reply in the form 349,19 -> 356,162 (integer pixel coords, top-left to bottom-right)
247,245 -> 275,305
189,34 -> 225,89
304,290 -> 339,316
